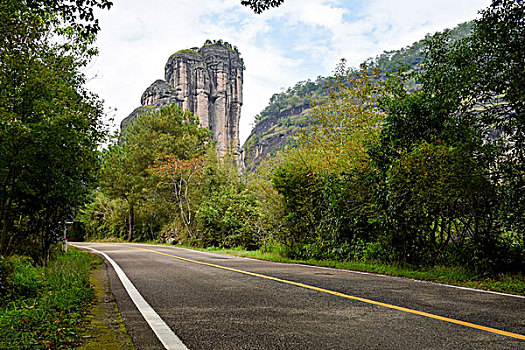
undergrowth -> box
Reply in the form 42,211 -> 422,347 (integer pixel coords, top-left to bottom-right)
0,248 -> 95,349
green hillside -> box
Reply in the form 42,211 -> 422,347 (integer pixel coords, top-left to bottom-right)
241,22 -> 473,169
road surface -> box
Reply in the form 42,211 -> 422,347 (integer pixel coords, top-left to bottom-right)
73,242 -> 525,349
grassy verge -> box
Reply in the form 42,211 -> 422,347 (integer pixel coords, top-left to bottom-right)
0,248 -> 96,349
154,243 -> 525,296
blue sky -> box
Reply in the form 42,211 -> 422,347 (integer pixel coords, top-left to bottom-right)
85,0 -> 491,144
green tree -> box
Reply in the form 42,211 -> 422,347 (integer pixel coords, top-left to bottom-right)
150,155 -> 206,239
23,0 -> 112,35
0,0 -> 110,263
196,183 -> 260,249
305,61 -> 406,173
269,63 -> 407,259
384,142 -> 494,265
100,105 -> 211,242
375,0 -> 525,270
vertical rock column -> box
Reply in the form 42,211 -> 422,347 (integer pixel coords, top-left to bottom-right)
229,65 -> 243,152
194,66 -> 210,128
165,51 -> 209,126
122,43 -> 243,155
199,44 -> 244,155
213,60 -> 229,153
133,44 -> 245,157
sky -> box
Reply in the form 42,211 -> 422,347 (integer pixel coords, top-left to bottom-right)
84,0 -> 491,145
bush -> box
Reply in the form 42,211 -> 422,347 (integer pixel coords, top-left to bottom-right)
196,185 -> 261,250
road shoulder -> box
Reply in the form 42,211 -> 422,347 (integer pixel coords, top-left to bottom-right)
79,255 -> 135,350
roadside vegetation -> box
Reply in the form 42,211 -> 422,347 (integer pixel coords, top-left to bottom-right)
82,0 -> 524,294
0,1 -> 115,348
0,249 -> 96,349
0,0 -> 111,264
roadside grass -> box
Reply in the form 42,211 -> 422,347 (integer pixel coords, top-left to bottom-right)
0,248 -> 96,349
167,244 -> 525,296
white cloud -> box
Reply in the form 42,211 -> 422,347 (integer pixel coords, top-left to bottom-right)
85,0 -> 492,144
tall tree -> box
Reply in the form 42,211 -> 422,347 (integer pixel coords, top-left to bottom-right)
270,63 -> 408,259
24,0 -> 112,35
0,0 -> 110,262
150,156 -> 205,239
100,105 -> 211,242
375,0 -> 525,270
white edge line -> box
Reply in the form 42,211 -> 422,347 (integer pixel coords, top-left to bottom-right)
73,245 -> 189,350
128,243 -> 525,300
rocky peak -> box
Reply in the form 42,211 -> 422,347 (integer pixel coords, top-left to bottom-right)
140,79 -> 178,107
121,42 -> 244,156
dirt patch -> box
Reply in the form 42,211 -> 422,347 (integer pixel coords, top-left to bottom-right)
79,257 -> 135,350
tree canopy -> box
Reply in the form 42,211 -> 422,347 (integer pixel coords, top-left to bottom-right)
25,0 -> 113,35
0,0 -> 110,263
100,105 -> 212,242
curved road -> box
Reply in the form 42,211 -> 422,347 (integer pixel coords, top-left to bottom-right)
74,243 -> 525,349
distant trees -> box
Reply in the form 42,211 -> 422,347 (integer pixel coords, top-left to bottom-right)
254,77 -> 326,123
203,39 -> 240,54
367,22 -> 473,72
0,0 -> 110,263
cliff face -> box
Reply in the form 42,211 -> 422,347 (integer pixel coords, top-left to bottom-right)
121,44 -> 244,154
241,104 -> 310,170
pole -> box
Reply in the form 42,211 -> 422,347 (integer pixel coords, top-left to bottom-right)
63,225 -> 68,253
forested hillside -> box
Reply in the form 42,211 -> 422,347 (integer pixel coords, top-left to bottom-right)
241,22 -> 473,169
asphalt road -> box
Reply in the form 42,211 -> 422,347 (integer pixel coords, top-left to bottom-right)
74,242 -> 525,350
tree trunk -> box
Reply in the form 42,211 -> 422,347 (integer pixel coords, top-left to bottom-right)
128,203 -> 134,242
0,203 -> 9,255
0,170 -> 14,255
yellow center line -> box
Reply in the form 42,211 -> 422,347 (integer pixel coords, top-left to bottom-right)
129,245 -> 525,341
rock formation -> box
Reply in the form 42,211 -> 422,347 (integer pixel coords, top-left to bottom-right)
121,43 -> 244,155
241,104 -> 310,170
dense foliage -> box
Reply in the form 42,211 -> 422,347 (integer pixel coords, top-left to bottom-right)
254,77 -> 327,123
241,0 -> 284,13
366,22 -> 472,72
95,106 -> 211,242
265,0 -> 524,272
0,0 -> 110,263
243,22 -> 474,169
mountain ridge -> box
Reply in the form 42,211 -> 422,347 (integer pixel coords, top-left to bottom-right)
241,22 -> 473,170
